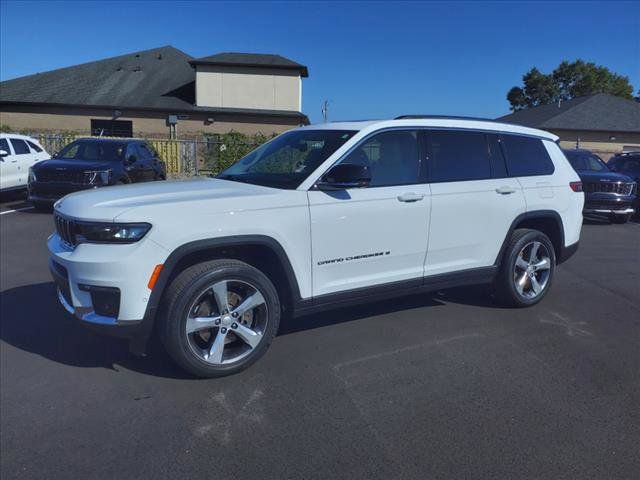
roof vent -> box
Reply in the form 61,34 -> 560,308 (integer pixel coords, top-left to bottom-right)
135,53 -> 140,58
157,53 -> 163,60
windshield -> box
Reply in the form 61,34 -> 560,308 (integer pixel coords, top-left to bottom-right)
564,150 -> 608,172
218,130 -> 357,189
57,141 -> 126,161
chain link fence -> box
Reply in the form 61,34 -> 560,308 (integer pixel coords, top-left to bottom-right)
33,134 -> 263,177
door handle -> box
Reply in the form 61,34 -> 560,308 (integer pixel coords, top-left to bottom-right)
495,186 -> 517,195
397,192 -> 425,202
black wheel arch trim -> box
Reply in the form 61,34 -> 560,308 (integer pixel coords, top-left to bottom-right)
494,210 -> 569,267
131,235 -> 302,351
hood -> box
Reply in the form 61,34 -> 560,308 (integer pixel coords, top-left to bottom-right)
54,177 -> 305,222
576,170 -> 634,183
33,158 -> 114,171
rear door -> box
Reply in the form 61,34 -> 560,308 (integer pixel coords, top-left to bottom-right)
308,129 -> 431,296
424,130 -> 526,276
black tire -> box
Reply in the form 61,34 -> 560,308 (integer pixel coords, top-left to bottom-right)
495,228 -> 556,308
159,259 -> 280,378
610,214 -> 630,224
32,201 -> 52,212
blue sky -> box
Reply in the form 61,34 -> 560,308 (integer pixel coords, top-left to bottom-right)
1,1 -> 638,123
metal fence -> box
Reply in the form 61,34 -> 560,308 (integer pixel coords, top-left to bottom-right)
33,134 -> 262,177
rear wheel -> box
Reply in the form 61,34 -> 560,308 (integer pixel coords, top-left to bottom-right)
160,259 -> 280,378
495,229 -> 556,307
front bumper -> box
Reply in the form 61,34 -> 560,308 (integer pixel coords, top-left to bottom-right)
583,207 -> 634,215
48,232 -> 169,328
583,193 -> 635,216
29,181 -> 95,203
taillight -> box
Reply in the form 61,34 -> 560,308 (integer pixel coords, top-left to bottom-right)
569,181 -> 583,192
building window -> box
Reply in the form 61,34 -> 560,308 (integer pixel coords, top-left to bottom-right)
90,119 -> 133,138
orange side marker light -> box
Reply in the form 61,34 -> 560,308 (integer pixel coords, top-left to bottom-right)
148,264 -> 164,290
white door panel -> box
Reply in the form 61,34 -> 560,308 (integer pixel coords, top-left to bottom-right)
0,140 -> 18,190
425,179 -> 525,275
309,185 -> 431,296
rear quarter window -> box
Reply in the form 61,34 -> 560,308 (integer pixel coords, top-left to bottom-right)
27,140 -> 43,153
501,134 -> 555,177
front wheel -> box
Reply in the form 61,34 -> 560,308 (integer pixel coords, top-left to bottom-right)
495,229 -> 556,307
159,259 -> 280,378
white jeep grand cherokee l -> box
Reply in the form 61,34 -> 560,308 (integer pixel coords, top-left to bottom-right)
49,117 -> 584,377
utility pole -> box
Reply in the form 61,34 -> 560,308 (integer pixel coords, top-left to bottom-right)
321,100 -> 329,123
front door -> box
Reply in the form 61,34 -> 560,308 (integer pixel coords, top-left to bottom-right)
308,130 -> 431,297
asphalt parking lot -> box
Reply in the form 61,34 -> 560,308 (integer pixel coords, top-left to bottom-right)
1,196 -> 639,480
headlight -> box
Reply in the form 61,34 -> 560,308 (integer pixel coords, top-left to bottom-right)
28,167 -> 36,183
75,222 -> 151,244
85,170 -> 112,185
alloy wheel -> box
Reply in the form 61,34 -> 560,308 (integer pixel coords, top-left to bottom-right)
513,241 -> 552,299
185,279 -> 268,365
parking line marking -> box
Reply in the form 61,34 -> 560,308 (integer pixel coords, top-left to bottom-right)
0,206 -> 34,215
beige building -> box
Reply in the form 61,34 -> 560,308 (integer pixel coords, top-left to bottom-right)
0,46 -> 309,138
499,93 -> 640,160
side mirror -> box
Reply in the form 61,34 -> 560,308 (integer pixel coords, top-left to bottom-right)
316,163 -> 371,191
126,154 -> 137,165
0,149 -> 8,158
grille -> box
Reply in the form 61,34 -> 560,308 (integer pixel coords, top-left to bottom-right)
583,182 -> 635,195
54,214 -> 77,246
37,170 -> 88,184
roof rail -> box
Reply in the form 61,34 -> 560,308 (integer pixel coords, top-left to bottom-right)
394,114 -> 499,122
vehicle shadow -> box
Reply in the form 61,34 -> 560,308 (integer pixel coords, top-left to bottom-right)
279,284 -> 501,335
0,281 -> 500,379
0,282 -> 187,379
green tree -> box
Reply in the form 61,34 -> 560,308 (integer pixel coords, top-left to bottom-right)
507,60 -> 634,111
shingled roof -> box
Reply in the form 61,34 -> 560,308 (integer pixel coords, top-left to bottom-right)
0,46 -> 308,120
189,52 -> 308,77
498,93 -> 640,133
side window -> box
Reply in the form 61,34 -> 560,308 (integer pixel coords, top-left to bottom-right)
428,130 -> 491,182
339,130 -> 420,187
10,139 -> 30,155
0,138 -> 10,155
27,140 -> 43,153
501,134 -> 555,177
